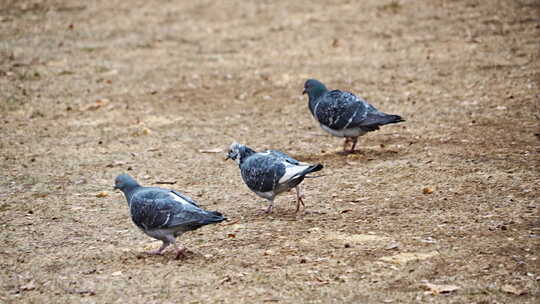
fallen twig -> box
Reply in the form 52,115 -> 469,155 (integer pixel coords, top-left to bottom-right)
155,181 -> 177,185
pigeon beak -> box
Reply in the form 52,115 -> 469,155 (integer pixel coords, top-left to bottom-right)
302,89 -> 307,95
224,155 -> 231,161
113,185 -> 118,190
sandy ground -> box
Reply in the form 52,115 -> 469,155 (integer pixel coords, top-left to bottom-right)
1,0 -> 539,303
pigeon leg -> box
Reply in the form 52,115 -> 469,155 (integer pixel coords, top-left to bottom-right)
343,138 -> 351,152
294,185 -> 305,213
162,236 -> 187,260
146,241 -> 170,255
349,137 -> 359,153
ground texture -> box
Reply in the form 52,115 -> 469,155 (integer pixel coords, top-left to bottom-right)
1,0 -> 539,303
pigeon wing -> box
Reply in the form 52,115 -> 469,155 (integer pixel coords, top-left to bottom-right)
170,189 -> 200,207
266,150 -> 301,165
314,90 -> 370,130
129,190 -> 178,230
353,110 -> 404,130
277,163 -> 313,184
130,188 -> 217,231
240,154 -> 285,193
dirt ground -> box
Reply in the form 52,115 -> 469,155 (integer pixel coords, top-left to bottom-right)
1,0 -> 539,303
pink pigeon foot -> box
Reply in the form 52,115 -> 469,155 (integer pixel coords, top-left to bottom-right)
175,247 -> 187,260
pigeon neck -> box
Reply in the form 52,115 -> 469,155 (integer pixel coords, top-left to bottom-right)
238,146 -> 256,166
308,86 -> 327,112
121,184 -> 140,204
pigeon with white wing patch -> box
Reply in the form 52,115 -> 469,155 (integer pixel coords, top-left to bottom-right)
303,79 -> 405,153
113,174 -> 226,259
226,142 -> 323,213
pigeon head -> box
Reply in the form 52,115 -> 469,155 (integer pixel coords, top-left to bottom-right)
226,142 -> 255,165
114,174 -> 140,192
303,79 -> 327,100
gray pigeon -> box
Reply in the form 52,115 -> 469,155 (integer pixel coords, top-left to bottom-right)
113,174 -> 226,259
303,79 -> 404,153
226,142 -> 323,213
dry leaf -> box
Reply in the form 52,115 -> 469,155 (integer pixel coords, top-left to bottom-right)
501,284 -> 526,295
422,187 -> 434,194
198,148 -> 223,153
155,181 -> 176,185
385,241 -> 400,250
421,282 -> 460,294
84,99 -> 109,111
20,281 -> 36,291
220,276 -> 231,284
380,251 -> 438,264
227,233 -> 236,238
96,191 -> 108,198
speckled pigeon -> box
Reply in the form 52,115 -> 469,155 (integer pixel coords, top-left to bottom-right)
226,142 -> 323,213
303,79 -> 404,153
113,174 -> 226,259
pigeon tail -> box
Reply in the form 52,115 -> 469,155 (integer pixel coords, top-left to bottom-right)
361,113 -> 404,130
305,163 -> 323,175
293,163 -> 323,181
380,114 -> 405,125
282,163 -> 324,196
201,210 -> 227,225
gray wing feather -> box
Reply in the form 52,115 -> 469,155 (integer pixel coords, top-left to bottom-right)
170,189 -> 200,207
314,90 -> 372,130
266,150 -> 300,165
240,154 -> 285,193
130,188 -> 220,231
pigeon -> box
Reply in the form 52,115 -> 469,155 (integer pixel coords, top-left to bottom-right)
113,174 -> 226,259
303,79 -> 404,153
226,142 -> 323,213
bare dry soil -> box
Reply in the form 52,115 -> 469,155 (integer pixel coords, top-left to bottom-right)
1,0 -> 539,303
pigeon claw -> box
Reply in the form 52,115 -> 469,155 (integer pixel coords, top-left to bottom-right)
294,197 -> 305,213
294,185 -> 306,213
343,137 -> 359,154
260,203 -> 274,214
175,248 -> 187,260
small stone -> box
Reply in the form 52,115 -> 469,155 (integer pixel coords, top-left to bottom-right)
96,191 -> 108,198
422,187 -> 434,194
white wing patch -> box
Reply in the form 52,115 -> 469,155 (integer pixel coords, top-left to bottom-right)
278,164 -> 310,184
170,192 -> 192,206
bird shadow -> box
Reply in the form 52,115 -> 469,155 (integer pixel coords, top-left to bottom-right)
292,147 -> 405,166
239,200 -> 327,220
132,249 -> 199,262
